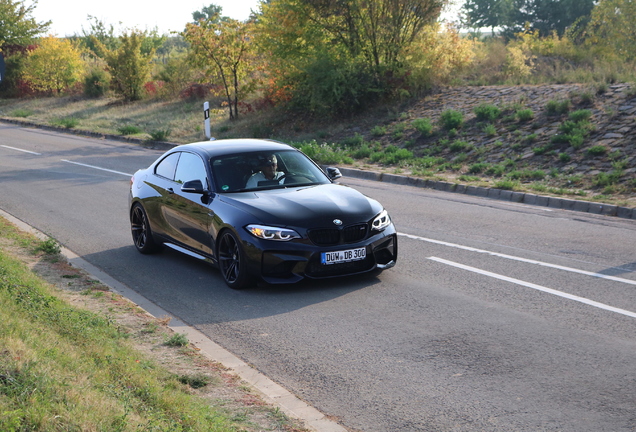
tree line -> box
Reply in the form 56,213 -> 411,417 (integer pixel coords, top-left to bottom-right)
0,0 -> 634,120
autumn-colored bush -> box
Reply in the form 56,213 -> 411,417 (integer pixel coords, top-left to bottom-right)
405,23 -> 478,90
21,37 -> 85,94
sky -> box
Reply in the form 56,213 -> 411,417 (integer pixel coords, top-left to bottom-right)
32,0 -> 462,38
32,0 -> 262,37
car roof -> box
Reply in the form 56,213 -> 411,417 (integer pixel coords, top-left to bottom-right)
175,139 -> 295,158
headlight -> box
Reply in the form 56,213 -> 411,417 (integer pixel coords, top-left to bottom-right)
246,224 -> 301,241
371,209 -> 391,231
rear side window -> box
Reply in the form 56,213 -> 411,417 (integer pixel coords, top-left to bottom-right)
155,152 -> 180,180
175,152 -> 208,188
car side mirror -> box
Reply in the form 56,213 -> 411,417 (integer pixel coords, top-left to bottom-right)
181,179 -> 206,194
326,167 -> 342,180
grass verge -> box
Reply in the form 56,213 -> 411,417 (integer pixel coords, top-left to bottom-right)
0,216 -> 307,432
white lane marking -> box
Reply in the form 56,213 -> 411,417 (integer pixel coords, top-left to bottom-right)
399,232 -> 636,286
1,144 -> 42,155
62,159 -> 132,177
429,256 -> 636,319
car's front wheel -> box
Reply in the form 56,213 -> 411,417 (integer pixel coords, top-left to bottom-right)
217,230 -> 253,289
130,203 -> 160,254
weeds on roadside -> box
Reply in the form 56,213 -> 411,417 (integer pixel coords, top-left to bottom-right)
118,125 -> 143,135
164,332 -> 189,347
33,238 -> 61,255
10,109 -> 32,118
149,129 -> 172,141
51,117 -> 79,129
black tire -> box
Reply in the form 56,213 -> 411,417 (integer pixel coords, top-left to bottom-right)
130,203 -> 160,254
217,230 -> 253,289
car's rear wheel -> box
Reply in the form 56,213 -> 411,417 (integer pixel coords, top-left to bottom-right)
217,230 -> 252,289
131,203 -> 160,254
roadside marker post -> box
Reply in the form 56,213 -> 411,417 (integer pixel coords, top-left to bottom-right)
0,53 -> 5,83
203,101 -> 211,139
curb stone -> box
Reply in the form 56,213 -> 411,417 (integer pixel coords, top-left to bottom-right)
337,167 -> 636,220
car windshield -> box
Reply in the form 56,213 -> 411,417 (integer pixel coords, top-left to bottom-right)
210,149 -> 331,193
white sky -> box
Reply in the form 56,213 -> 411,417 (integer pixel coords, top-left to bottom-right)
32,0 -> 462,38
32,0 -> 262,37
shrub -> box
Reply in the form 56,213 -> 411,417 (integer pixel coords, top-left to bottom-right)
524,133 -> 538,142
578,91 -> 595,105
22,36 -> 85,94
99,30 -> 155,101
415,156 -> 445,169
341,133 -> 365,147
350,144 -> 373,159
486,164 -> 506,177
370,125 -> 387,137
559,153 -> 571,163
482,123 -> 497,136
568,109 -> 592,122
502,46 -> 534,79
412,118 -> 433,135
587,145 -> 608,156
474,104 -> 501,121
439,109 -> 464,130
84,69 -> 110,98
516,108 -> 534,122
532,144 -> 552,155
593,172 -> 621,187
149,129 -> 172,142
449,139 -> 471,152
297,140 -> 346,165
468,162 -> 489,173
546,99 -> 571,115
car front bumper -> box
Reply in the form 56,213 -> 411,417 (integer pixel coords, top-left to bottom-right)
248,227 -> 398,284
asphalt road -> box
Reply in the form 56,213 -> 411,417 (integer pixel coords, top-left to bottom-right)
1,123 -> 635,431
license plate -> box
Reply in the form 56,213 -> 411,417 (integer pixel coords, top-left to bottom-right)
321,247 -> 366,265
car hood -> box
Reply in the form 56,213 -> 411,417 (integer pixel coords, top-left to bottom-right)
220,184 -> 383,228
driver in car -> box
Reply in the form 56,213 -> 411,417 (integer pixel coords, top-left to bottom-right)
246,154 -> 285,188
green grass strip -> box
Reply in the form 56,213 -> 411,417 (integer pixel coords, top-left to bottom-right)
0,247 -> 238,431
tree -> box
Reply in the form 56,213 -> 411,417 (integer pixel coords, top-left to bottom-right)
0,0 -> 50,48
256,0 -> 446,116
300,0 -> 446,70
21,36 -> 84,93
461,0 -> 595,37
78,17 -> 166,58
585,0 -> 636,60
461,0 -> 515,34
192,4 -> 223,23
183,12 -> 255,120
515,0 -> 595,36
94,30 -> 155,101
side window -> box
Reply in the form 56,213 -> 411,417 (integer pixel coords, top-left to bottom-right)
155,152 -> 180,180
174,152 -> 208,188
